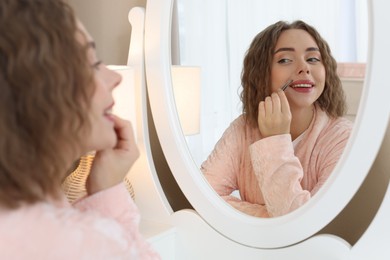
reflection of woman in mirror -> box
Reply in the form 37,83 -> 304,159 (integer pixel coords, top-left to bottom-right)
201,20 -> 353,218
0,0 -> 159,258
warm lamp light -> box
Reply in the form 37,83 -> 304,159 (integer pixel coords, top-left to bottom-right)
171,65 -> 201,135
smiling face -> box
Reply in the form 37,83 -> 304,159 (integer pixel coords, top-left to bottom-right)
77,22 -> 121,152
271,29 -> 325,111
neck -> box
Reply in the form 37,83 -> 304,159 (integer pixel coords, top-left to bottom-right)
290,105 -> 315,140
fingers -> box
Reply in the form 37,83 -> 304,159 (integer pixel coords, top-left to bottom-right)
112,114 -> 140,163
260,92 -> 282,116
257,90 -> 291,137
258,101 -> 265,118
86,115 -> 139,195
277,89 -> 290,114
112,115 -> 135,151
265,96 -> 272,115
271,92 -> 281,113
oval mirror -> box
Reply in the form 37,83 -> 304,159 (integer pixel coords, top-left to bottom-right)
144,0 -> 390,248
176,0 -> 367,167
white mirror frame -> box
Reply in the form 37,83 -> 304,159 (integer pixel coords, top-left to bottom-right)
144,0 -> 390,248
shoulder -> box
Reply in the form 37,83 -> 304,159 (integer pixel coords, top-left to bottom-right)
314,113 -> 353,150
218,114 -> 260,146
226,114 -> 258,135
315,106 -> 353,135
5,201 -> 129,239
325,116 -> 353,136
229,114 -> 246,128
0,202 -> 131,259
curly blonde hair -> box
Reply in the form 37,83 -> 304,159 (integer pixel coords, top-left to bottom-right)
0,0 -> 94,208
240,20 -> 346,127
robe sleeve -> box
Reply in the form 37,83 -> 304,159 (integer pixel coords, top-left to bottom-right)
250,134 -> 310,217
201,118 -> 270,217
251,118 -> 352,217
68,183 -> 161,259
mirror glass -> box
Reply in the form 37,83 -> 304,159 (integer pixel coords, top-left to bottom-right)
173,0 -> 368,215
145,0 -> 389,247
176,0 -> 368,166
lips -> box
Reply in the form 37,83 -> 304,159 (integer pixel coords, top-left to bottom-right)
104,109 -> 113,116
288,80 -> 315,93
292,83 -> 312,88
104,102 -> 115,119
290,80 -> 314,89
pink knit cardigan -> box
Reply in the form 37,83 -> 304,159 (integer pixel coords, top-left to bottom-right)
201,105 -> 353,217
0,183 -> 160,259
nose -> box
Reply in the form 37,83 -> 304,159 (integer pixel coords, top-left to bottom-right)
104,66 -> 122,90
111,70 -> 122,90
297,60 -> 310,75
298,69 -> 309,74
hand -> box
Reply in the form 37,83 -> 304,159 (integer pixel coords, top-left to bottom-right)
86,115 -> 140,195
257,90 -> 291,138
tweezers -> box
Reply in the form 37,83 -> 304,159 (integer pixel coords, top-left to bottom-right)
281,79 -> 293,91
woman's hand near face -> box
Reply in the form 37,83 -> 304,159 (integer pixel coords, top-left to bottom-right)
86,115 -> 140,195
257,90 -> 292,138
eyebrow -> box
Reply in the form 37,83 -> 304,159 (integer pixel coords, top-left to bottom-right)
274,47 -> 320,54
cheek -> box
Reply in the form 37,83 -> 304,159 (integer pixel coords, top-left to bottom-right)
90,81 -> 108,113
88,88 -> 106,131
270,75 -> 288,93
270,71 -> 282,92
315,69 -> 326,97
270,82 -> 280,93
270,65 -> 293,92
316,65 -> 326,82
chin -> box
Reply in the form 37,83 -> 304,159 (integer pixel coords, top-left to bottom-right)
87,132 -> 117,152
100,136 -> 117,150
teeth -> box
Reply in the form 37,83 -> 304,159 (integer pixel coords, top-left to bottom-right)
293,84 -> 312,88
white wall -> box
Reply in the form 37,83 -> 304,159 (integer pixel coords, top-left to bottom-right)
68,0 -> 146,65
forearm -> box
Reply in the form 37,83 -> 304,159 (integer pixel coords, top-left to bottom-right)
250,134 -> 310,217
223,195 -> 270,217
73,183 -> 160,259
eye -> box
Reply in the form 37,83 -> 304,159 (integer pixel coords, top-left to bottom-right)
307,57 -> 321,63
277,58 -> 292,64
92,60 -> 102,70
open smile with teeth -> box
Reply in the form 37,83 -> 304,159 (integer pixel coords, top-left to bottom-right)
104,107 -> 114,118
104,110 -> 113,117
292,84 -> 313,88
